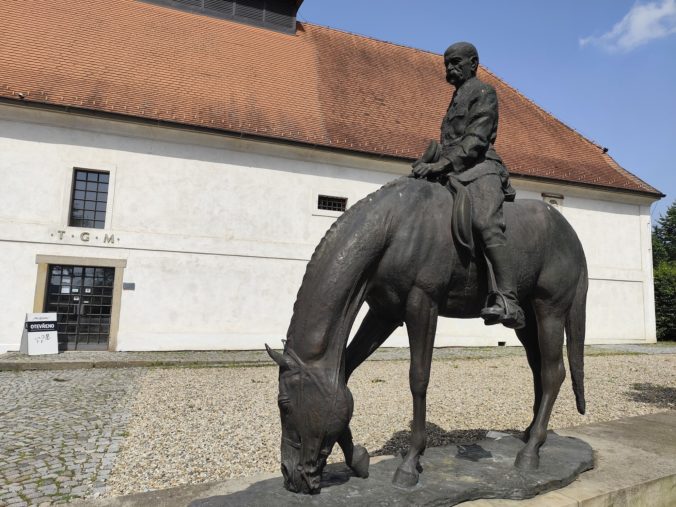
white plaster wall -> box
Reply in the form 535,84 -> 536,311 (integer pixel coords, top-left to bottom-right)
0,104 -> 658,352
117,251 -> 306,350
0,242 -> 43,350
512,184 -> 656,344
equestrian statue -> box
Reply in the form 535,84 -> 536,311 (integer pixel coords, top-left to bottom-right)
266,42 -> 588,494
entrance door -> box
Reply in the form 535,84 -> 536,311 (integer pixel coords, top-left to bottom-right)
44,265 -> 115,351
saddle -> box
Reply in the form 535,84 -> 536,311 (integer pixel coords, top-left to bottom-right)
417,140 -> 475,256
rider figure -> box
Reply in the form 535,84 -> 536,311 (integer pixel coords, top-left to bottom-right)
412,42 -> 525,329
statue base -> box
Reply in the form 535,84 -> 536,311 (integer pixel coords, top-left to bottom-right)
190,431 -> 593,506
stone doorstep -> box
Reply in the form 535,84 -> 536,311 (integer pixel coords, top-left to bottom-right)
71,411 -> 676,507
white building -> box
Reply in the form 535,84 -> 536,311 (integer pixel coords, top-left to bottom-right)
0,0 -> 662,352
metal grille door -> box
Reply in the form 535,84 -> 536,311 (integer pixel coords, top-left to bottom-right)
45,265 -> 115,351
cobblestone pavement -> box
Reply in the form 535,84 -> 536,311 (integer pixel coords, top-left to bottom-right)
0,368 -> 146,506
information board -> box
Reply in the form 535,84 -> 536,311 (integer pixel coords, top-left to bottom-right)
19,313 -> 59,355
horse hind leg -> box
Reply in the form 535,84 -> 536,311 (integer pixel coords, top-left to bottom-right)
338,309 -> 399,479
515,301 -> 566,470
514,302 -> 542,443
344,309 -> 400,382
393,287 -> 438,488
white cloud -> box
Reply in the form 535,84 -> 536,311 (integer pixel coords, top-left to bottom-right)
580,0 -> 676,52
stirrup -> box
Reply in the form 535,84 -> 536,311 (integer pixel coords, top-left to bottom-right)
481,291 -> 525,329
480,291 -> 504,318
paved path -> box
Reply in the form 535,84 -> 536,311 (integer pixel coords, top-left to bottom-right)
3,343 -> 673,372
593,343 -> 676,354
0,369 -> 145,506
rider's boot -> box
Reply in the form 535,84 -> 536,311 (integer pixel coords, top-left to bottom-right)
480,244 -> 526,329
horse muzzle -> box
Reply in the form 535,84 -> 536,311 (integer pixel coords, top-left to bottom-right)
281,462 -> 322,494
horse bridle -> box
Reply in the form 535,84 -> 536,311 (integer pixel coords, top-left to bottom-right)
280,345 -> 342,488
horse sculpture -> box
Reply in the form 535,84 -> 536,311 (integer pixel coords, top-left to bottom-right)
266,176 -> 587,494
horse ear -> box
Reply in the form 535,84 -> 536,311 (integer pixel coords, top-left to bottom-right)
265,343 -> 292,370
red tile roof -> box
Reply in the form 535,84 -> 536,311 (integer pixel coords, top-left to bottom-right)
0,0 -> 661,196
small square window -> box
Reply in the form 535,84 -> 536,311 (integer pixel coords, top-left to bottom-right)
318,195 -> 347,212
69,169 -> 109,229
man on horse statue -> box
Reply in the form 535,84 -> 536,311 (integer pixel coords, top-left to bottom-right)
412,41 -> 525,329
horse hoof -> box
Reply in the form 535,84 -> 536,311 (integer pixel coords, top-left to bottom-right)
515,450 -> 539,470
349,445 -> 370,478
392,466 -> 419,488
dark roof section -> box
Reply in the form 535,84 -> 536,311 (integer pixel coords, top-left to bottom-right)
139,0 -> 304,34
0,0 -> 661,196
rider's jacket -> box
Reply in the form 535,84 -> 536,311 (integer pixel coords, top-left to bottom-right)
440,76 -> 514,200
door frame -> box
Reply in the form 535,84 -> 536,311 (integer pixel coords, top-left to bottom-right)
34,255 -> 127,351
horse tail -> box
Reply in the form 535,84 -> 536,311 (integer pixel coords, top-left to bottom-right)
565,262 -> 588,415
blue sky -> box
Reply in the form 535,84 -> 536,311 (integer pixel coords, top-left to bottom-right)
297,0 -> 676,221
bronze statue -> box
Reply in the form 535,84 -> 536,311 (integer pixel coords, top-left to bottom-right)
267,189 -> 587,493
413,42 -> 524,329
266,42 -> 588,495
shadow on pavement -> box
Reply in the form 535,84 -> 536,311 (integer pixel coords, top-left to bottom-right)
372,421 -> 523,456
627,382 -> 676,409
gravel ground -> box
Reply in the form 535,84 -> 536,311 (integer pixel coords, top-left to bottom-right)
105,353 -> 676,497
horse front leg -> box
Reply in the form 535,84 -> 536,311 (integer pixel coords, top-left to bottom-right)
393,287 -> 438,488
338,309 -> 399,478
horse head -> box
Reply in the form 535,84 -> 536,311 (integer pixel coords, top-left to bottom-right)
266,344 -> 353,494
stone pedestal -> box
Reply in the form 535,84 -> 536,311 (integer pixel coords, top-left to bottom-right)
190,431 -> 593,506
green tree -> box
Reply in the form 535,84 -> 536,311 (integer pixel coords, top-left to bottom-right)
653,200 -> 676,340
654,262 -> 676,341
652,230 -> 668,266
654,202 -> 676,264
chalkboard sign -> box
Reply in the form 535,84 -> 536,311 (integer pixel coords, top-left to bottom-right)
20,313 -> 59,355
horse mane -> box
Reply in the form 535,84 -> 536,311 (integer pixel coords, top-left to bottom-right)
286,177 -> 408,341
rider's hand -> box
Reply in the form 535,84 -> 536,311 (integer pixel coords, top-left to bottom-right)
412,161 -> 443,179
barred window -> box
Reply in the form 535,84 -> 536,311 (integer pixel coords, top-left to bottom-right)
69,169 -> 109,229
318,195 -> 347,212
